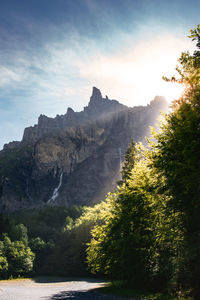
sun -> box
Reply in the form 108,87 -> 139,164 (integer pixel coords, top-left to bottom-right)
80,33 -> 191,106
160,81 -> 184,103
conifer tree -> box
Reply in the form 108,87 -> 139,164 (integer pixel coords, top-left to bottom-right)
120,139 -> 136,185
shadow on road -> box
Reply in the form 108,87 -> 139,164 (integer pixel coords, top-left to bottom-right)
46,289 -> 126,299
33,276 -> 105,284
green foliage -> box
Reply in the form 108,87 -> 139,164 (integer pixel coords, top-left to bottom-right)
0,235 -> 34,278
54,201 -> 110,276
120,139 -> 136,184
189,24 -> 200,58
13,205 -> 84,241
29,237 -> 54,274
152,26 -> 200,298
87,25 -> 200,299
0,255 -> 8,277
87,158 -> 158,286
10,224 -> 28,245
0,205 -> 85,278
0,240 -> 8,277
97,281 -> 190,300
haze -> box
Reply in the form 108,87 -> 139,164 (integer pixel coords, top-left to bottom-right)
0,0 -> 199,149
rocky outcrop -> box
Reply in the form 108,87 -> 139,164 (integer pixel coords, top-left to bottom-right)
0,87 -> 168,213
22,87 -> 127,144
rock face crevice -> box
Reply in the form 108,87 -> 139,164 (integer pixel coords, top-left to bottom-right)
0,87 -> 168,213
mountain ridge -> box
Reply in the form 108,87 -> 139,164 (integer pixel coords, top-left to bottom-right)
0,88 -> 168,213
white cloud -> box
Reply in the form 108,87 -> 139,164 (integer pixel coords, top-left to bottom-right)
0,26 -> 196,150
0,66 -> 23,87
0,31 -> 195,111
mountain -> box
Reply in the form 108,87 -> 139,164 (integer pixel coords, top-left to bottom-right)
0,87 -> 168,213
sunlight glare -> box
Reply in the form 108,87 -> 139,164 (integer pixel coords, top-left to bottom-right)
79,34 -> 193,106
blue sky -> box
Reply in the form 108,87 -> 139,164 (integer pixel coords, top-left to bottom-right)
0,0 -> 200,149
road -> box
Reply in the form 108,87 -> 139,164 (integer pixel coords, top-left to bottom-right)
0,278 -> 128,300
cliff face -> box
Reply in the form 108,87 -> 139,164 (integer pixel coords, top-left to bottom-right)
22,87 -> 127,144
0,87 -> 168,213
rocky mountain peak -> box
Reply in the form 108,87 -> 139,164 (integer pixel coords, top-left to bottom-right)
3,88 -> 168,149
0,87 -> 169,213
67,107 -> 75,114
149,96 -> 169,110
21,87 -> 127,144
88,87 -> 103,106
85,87 -> 127,117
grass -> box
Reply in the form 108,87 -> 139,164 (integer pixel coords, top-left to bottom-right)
0,277 -> 31,282
96,281 -> 191,300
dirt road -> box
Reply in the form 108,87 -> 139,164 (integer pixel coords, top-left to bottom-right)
0,278 -> 127,300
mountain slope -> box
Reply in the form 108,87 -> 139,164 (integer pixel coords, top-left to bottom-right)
0,87 -> 168,213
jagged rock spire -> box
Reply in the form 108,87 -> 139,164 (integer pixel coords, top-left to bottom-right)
89,87 -> 102,105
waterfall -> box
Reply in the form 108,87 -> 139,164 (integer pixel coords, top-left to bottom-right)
48,172 -> 63,204
119,147 -> 122,170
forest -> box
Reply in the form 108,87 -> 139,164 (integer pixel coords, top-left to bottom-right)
0,25 -> 200,299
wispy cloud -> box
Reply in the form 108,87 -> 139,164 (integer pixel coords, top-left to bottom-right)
0,27 -> 194,111
0,1 -> 197,149
0,66 -> 23,87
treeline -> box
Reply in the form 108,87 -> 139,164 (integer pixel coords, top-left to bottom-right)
0,205 -> 86,278
0,201 -> 112,279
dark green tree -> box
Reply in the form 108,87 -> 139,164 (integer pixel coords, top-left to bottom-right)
120,139 -> 136,184
2,235 -> 35,277
154,24 -> 200,298
10,224 -> 28,246
0,240 -> 8,278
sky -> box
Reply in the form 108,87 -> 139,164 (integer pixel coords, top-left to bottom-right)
0,0 -> 200,149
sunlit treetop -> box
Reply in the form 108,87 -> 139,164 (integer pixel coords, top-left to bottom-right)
162,24 -> 200,106
189,24 -> 200,58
